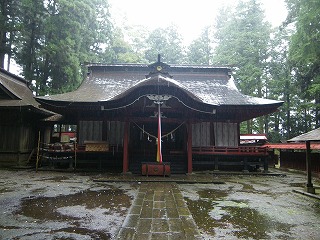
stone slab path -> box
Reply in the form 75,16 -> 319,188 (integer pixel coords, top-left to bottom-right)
116,182 -> 202,239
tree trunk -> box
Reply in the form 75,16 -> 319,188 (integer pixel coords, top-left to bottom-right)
246,120 -> 252,134
285,79 -> 291,138
264,115 -> 268,135
315,96 -> 320,128
0,0 -> 8,69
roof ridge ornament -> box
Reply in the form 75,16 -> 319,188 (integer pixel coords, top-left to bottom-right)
146,54 -> 172,78
147,94 -> 172,105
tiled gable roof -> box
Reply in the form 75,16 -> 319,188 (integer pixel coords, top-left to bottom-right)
0,68 -> 53,116
38,63 -> 282,107
0,68 -> 35,107
288,128 -> 320,142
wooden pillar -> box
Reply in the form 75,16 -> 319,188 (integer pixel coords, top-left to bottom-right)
214,157 -> 219,171
187,122 -> 193,174
306,140 -> 315,193
122,121 -> 129,174
263,157 -> 269,173
243,157 -> 249,172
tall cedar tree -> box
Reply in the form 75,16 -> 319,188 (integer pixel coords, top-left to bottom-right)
0,0 -> 19,69
14,0 -> 112,95
267,27 -> 296,140
145,25 -> 185,64
187,26 -> 213,65
213,0 -> 271,133
286,0 -> 320,128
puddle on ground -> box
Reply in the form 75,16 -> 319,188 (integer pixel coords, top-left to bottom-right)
14,188 -> 132,239
30,187 -> 47,194
50,227 -> 111,239
0,188 -> 15,194
198,189 -> 228,200
289,182 -> 306,188
16,188 -> 131,221
185,189 -> 293,239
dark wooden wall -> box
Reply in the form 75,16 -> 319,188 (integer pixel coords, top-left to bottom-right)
78,121 -> 103,144
192,122 -> 211,147
78,120 -> 124,145
0,112 -> 36,166
280,151 -> 320,174
214,122 -> 238,147
106,121 -> 124,145
78,120 -> 239,149
192,122 -> 238,147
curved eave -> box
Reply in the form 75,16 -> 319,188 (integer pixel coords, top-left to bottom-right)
36,72 -> 283,119
36,86 -> 283,120
0,103 -> 54,117
101,74 -> 203,102
36,98 -> 99,110
216,101 -> 283,122
97,74 -> 218,115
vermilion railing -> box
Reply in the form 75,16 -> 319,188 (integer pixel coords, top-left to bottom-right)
192,146 -> 268,156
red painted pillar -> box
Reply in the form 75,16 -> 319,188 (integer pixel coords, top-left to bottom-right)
123,121 -> 129,174
187,122 -> 193,174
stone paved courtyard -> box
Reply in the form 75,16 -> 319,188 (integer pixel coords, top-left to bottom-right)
0,169 -> 319,239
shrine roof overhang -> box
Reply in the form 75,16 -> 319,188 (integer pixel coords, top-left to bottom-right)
36,63 -> 283,120
0,68 -> 54,117
287,127 -> 320,142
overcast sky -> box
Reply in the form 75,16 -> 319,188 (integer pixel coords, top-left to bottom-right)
109,0 -> 288,44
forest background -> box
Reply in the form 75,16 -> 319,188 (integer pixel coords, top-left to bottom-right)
0,0 -> 319,142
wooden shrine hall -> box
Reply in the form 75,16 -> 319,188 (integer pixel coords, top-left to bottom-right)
36,58 -> 283,174
0,68 -> 52,166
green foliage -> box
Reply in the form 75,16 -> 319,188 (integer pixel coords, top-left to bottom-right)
145,25 -> 185,64
14,0 -> 45,87
286,0 -> 320,128
4,0 -> 320,141
287,0 -> 320,96
13,0 -> 112,95
0,0 -> 20,68
0,1 -> 21,70
213,0 -> 272,133
267,131 -> 283,143
103,27 -> 147,64
187,26 -> 213,65
267,27 -> 293,139
213,0 -> 271,96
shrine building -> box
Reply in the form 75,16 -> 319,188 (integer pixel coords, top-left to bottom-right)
36,59 -> 283,174
0,68 -> 52,166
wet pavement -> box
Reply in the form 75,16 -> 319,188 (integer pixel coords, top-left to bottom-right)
0,170 -> 137,239
117,182 -> 201,239
0,168 -> 319,239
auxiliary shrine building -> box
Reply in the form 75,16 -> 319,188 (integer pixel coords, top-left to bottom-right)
0,68 -> 52,166
35,59 -> 283,174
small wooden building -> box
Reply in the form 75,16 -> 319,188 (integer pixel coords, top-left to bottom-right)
265,142 -> 320,174
36,60 -> 283,173
288,128 -> 320,193
0,68 -> 52,166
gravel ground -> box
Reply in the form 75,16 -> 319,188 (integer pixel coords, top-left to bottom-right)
0,169 -> 319,240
